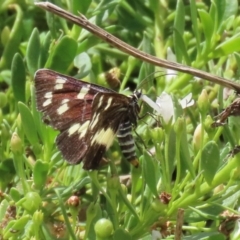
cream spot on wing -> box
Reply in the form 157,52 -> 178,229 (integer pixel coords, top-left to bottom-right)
97,96 -> 104,108
68,121 -> 90,137
43,98 -> 52,107
61,99 -> 69,104
68,123 -> 81,136
44,92 -> 52,98
90,113 -> 100,130
57,103 -> 69,115
79,120 -> 90,138
77,85 -> 90,99
54,84 -> 63,90
105,97 -> 113,110
56,76 -> 67,84
92,128 -> 115,149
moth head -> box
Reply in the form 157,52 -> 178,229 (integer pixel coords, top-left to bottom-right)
133,89 -> 142,101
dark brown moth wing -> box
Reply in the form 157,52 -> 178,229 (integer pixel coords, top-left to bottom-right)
82,93 -> 132,169
35,69 -> 113,130
34,69 -> 115,165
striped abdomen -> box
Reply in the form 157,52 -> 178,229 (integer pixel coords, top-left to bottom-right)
117,121 -> 139,167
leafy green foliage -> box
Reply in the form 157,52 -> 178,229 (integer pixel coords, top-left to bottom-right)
1,0 -> 240,239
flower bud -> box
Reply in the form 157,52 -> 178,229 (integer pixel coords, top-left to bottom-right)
94,218 -> 113,238
11,132 -> 23,154
1,26 -> 10,46
193,124 -> 203,151
174,117 -> 184,135
67,196 -> 80,207
197,89 -> 209,116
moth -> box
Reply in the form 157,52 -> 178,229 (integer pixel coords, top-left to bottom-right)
34,69 -> 142,170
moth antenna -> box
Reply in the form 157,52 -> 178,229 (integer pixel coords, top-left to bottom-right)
137,71 -> 177,91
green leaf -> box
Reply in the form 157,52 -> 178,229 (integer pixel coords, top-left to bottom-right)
219,142 -> 231,164
172,29 -> 190,65
166,129 -> 177,181
11,53 -> 26,103
46,36 -> 78,73
142,150 -> 158,196
189,0 -> 200,50
201,141 -> 220,185
0,199 -> 9,221
18,102 -> 39,146
173,0 -> 185,62
33,160 -> 49,190
10,187 -> 22,202
39,32 -> 52,68
3,215 -> 30,239
77,36 -> 100,54
0,5 -> 23,69
214,34 -> 240,57
117,3 -> 146,32
73,52 -> 92,78
26,28 -> 41,76
71,0 -> 92,15
220,0 -> 238,23
0,159 -> 15,190
198,10 -> 214,54
213,0 -> 226,28
31,85 -> 54,147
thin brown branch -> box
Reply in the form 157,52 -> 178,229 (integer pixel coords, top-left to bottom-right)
175,208 -> 184,240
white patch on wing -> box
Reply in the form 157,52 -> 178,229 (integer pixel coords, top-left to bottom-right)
57,103 -> 69,115
97,95 -> 104,108
56,76 -> 67,84
61,99 -> 69,104
44,92 -> 52,98
91,128 -> 115,149
43,98 -> 52,107
90,113 -> 100,130
105,97 -> 113,110
68,123 -> 81,136
54,84 -> 63,90
79,120 -> 90,138
77,85 -> 90,99
68,121 -> 90,137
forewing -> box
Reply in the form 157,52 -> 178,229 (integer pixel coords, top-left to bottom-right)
34,69 -> 113,130
34,69 -> 115,164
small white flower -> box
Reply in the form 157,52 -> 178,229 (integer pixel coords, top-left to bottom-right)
141,92 -> 194,124
156,92 -> 174,123
179,93 -> 194,109
152,230 -> 162,240
140,94 -> 161,114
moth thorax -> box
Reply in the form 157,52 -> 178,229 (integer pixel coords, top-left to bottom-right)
117,121 -> 137,165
